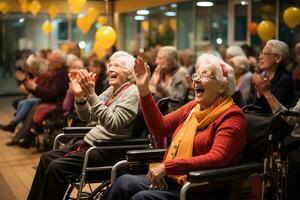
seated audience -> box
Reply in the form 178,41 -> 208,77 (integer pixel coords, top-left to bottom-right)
0,54 -> 48,132
103,54 -> 246,200
248,39 -> 296,113
27,51 -> 139,200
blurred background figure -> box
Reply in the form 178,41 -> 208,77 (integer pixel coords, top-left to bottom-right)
87,58 -> 108,95
230,55 -> 253,103
180,48 -> 196,76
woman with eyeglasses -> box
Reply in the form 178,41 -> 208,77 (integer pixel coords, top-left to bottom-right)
250,39 -> 296,113
103,54 -> 247,200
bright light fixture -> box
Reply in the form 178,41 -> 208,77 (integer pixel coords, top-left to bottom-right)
196,1 -> 214,7
137,9 -> 150,15
79,41 -> 86,49
165,11 -> 176,17
134,15 -> 145,21
19,18 -> 25,23
216,38 -> 223,45
241,1 -> 248,5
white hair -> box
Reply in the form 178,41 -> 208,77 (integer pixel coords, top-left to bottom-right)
226,45 -> 246,58
230,55 -> 250,73
196,53 -> 236,97
267,39 -> 290,65
109,51 -> 135,71
66,54 -> 78,67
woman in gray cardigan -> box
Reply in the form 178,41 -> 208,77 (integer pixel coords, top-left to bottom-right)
27,51 -> 140,200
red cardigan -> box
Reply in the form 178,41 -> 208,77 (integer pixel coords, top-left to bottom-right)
140,94 -> 247,175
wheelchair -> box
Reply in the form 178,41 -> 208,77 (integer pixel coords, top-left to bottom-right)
52,97 -> 179,200
109,105 -> 298,200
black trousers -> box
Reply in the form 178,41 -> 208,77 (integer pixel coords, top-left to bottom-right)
27,140 -> 123,200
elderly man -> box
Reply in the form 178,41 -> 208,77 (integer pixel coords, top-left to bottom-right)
27,51 -> 140,200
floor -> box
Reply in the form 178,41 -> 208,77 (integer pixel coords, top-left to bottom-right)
0,96 -> 40,200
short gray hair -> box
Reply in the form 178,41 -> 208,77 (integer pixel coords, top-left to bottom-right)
109,51 -> 135,82
226,45 -> 246,58
230,55 -> 250,73
267,39 -> 290,65
109,51 -> 135,71
196,53 -> 236,97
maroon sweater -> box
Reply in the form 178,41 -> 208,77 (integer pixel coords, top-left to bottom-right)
140,94 -> 247,175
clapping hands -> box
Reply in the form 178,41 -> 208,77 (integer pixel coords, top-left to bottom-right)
69,69 -> 96,99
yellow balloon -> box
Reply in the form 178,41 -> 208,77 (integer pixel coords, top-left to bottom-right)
257,20 -> 275,42
68,0 -> 86,14
87,7 -> 100,23
97,16 -> 107,25
0,2 -> 10,15
29,0 -> 41,16
94,41 -> 106,59
95,26 -> 117,50
42,20 -> 52,35
48,5 -> 59,20
283,7 -> 300,29
76,15 -> 92,34
142,21 -> 149,32
20,3 -> 29,13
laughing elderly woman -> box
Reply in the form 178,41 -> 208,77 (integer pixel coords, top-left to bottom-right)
27,51 -> 139,200
103,54 -> 247,200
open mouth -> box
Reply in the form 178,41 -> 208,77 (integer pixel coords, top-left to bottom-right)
108,71 -> 118,79
195,87 -> 205,95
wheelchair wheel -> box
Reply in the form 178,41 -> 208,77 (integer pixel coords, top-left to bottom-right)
64,185 -> 76,200
88,180 -> 111,200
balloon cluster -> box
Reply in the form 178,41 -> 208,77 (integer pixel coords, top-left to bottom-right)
94,26 -> 117,59
76,7 -> 100,34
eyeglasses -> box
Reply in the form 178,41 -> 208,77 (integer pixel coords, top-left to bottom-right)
260,51 -> 278,56
191,73 -> 216,81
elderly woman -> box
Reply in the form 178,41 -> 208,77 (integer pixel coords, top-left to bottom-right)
250,39 -> 296,113
0,54 -> 48,133
230,55 -> 253,103
103,54 -> 247,200
149,46 -> 188,108
27,51 -> 139,200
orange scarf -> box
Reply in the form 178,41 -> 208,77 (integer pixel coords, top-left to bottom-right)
151,96 -> 234,185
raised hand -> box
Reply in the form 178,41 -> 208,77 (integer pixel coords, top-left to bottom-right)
134,57 -> 151,97
252,73 -> 271,97
68,70 -> 84,99
76,69 -> 96,98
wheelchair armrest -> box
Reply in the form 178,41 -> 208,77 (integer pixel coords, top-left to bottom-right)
93,138 -> 150,147
62,127 -> 92,134
126,149 -> 166,162
187,162 -> 263,183
277,110 -> 300,117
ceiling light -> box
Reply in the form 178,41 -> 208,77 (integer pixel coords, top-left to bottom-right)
134,15 -> 145,21
196,1 -> 214,7
165,11 -> 176,17
137,9 -> 150,15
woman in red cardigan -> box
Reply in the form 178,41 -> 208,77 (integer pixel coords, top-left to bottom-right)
104,54 -> 247,200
